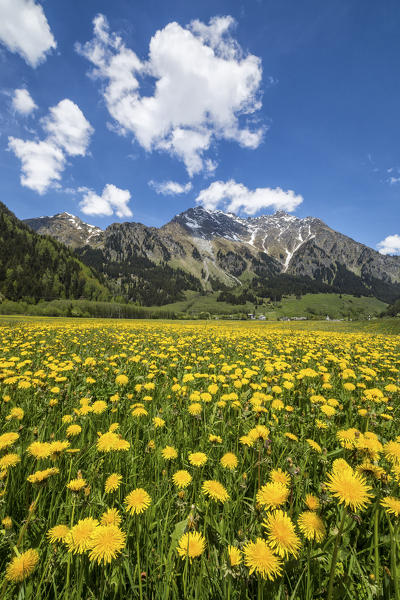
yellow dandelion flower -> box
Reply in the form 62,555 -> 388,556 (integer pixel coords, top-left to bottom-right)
228,545 -> 242,566
332,458 -> 353,474
177,531 -> 206,561
47,524 -> 70,543
115,374 -> 129,385
337,428 -> 358,450
132,407 -> 148,418
320,404 -> 336,417
100,508 -> 122,527
88,525 -> 126,564
18,381 -> 31,390
49,440 -> 70,458
262,510 -> 301,558
270,468 -> 291,486
243,538 -> 282,580
153,417 -> 165,428
240,434 -> 254,447
220,452 -> 238,470
27,467 -> 59,484
256,482 -> 289,510
356,461 -> 385,481
66,424 -> 82,437
189,452 -> 208,467
305,494 -> 320,511
2,516 -> 12,529
6,407 -> 24,421
172,470 -> 192,489
392,464 -> 400,483
325,468 -> 372,512
381,496 -> 400,517
97,432 -> 130,452
124,488 -> 151,515
0,453 -> 20,471
105,473 -> 122,494
65,518 -> 99,554
188,403 -> 202,416
201,480 -> 229,503
306,439 -> 322,453
297,511 -> 326,542
384,441 -> 400,464
67,478 -> 87,492
161,446 -> 178,460
5,549 -> 39,583
113,437 -> 130,451
92,401 -> 107,415
26,441 -> 52,460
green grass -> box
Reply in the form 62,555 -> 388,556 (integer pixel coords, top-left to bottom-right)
273,293 -> 386,319
148,292 -> 387,320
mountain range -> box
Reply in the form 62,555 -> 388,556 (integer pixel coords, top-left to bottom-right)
24,206 -> 400,305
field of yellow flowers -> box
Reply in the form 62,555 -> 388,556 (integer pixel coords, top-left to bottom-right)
0,318 -> 399,599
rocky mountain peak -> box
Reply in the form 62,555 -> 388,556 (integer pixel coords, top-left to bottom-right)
24,212 -> 102,249
168,206 -> 248,240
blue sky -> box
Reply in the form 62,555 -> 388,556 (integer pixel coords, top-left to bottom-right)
0,0 -> 400,254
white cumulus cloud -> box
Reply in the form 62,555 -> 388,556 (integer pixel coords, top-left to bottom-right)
76,14 -> 263,176
79,184 -> 132,218
149,180 -> 192,195
8,99 -> 93,194
195,180 -> 303,215
377,234 -> 400,255
8,138 -> 65,194
12,88 -> 37,115
0,0 -> 56,67
41,99 -> 94,156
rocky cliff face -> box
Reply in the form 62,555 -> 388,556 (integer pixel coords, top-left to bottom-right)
24,213 -> 102,249
24,206 -> 400,301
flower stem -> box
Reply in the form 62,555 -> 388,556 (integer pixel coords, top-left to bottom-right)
16,488 -> 42,548
65,498 -> 76,594
137,519 -> 143,600
389,519 -> 400,600
327,508 -> 347,600
374,508 -> 380,587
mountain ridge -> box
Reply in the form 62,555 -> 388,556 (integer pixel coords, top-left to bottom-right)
23,206 -> 400,304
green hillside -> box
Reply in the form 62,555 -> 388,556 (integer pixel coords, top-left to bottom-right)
148,291 -> 386,319
0,202 -> 110,302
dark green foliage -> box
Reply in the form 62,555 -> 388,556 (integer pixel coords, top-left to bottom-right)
216,249 -> 247,277
192,247 -> 201,260
0,298 -> 176,319
0,203 -> 109,302
217,290 -> 257,304
251,273 -> 333,300
248,264 -> 400,304
381,298 -> 400,316
75,247 -> 202,306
